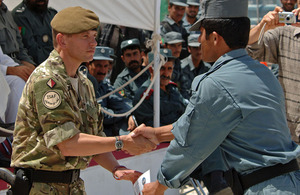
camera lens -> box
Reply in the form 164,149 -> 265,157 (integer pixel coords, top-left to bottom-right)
287,16 -> 290,20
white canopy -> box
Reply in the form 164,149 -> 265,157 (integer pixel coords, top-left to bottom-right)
6,0 -> 156,31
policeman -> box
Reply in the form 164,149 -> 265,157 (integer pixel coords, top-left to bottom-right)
87,46 -> 131,136
161,0 -> 189,59
182,0 -> 200,33
179,34 -> 211,99
132,48 -> 187,127
113,38 -> 150,104
164,31 -> 184,83
132,0 -> 300,194
0,1 -> 35,67
10,6 -> 155,194
12,0 -> 57,65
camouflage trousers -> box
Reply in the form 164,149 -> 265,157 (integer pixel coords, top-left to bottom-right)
29,178 -> 86,195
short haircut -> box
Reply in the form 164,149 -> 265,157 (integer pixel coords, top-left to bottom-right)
201,17 -> 250,49
121,45 -> 141,55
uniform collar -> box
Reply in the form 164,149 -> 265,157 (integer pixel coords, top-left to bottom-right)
0,3 -> 8,12
165,15 -> 183,26
211,49 -> 248,70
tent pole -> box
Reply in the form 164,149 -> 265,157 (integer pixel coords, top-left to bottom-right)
153,0 -> 161,128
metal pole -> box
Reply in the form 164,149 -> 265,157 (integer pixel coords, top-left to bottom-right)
153,0 -> 161,127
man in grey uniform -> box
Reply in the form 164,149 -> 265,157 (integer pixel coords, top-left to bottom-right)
0,0 -> 35,67
12,0 -> 57,65
179,34 -> 211,99
113,38 -> 150,104
182,0 -> 200,33
132,0 -> 300,194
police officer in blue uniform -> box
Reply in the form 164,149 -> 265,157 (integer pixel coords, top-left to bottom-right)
12,0 -> 57,65
164,31 -> 185,83
132,1 -> 300,194
161,0 -> 189,59
87,46 -> 131,136
182,0 -> 200,33
132,49 -> 187,127
180,34 -> 211,99
113,38 -> 150,104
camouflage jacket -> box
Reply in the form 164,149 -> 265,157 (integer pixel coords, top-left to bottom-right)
11,50 -> 104,171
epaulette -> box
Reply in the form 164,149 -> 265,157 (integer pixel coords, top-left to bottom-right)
180,58 -> 189,69
168,81 -> 178,87
141,89 -> 153,100
15,6 -> 25,13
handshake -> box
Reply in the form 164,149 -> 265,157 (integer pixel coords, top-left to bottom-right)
118,124 -> 173,156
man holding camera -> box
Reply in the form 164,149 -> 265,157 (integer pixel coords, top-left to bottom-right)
247,6 -> 300,149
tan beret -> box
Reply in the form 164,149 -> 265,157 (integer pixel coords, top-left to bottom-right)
51,6 -> 100,34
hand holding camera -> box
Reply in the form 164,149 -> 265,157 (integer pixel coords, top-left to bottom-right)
278,12 -> 299,24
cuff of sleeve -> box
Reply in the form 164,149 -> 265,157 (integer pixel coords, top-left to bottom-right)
0,66 -> 7,76
44,121 -> 80,148
157,167 -> 180,189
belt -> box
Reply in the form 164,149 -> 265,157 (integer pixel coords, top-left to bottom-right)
225,159 -> 299,195
241,159 -> 299,190
16,168 -> 80,184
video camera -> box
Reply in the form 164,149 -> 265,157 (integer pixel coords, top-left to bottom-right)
278,12 -> 299,24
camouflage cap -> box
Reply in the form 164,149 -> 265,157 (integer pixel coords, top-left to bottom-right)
170,0 -> 188,7
189,0 -> 248,31
148,48 -> 175,64
187,0 -> 200,6
51,6 -> 99,34
93,46 -> 113,61
164,31 -> 185,44
188,34 -> 200,47
120,38 -> 140,50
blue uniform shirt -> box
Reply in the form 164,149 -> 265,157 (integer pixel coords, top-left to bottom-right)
157,49 -> 300,188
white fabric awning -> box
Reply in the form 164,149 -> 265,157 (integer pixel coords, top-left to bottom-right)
6,0 -> 156,31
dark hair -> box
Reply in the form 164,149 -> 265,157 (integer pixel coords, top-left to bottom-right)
201,17 -> 250,49
121,45 -> 141,55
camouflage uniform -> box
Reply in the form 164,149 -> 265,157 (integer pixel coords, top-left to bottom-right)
11,50 -> 105,194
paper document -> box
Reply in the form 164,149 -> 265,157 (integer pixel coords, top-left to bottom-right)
133,170 -> 151,195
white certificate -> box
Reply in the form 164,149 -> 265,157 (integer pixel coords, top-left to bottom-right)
133,170 -> 151,195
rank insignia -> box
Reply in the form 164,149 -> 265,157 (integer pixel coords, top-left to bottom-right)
47,78 -> 56,88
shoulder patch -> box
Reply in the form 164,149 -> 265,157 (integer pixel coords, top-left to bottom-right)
141,89 -> 153,100
169,81 -> 178,87
42,90 -> 61,109
47,78 -> 56,88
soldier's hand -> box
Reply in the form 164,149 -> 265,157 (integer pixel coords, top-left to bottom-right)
121,134 -> 156,155
130,124 -> 159,145
142,180 -> 168,195
114,168 -> 142,184
6,65 -> 35,81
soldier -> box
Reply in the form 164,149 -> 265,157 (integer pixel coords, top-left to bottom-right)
87,46 -> 132,136
132,48 -> 187,127
132,0 -> 300,194
182,0 -> 200,33
10,6 -> 155,194
113,38 -> 150,104
12,0 -> 57,65
164,31 -> 184,83
179,34 -> 211,99
161,0 -> 189,59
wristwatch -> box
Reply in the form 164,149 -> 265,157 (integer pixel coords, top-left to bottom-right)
115,136 -> 123,151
